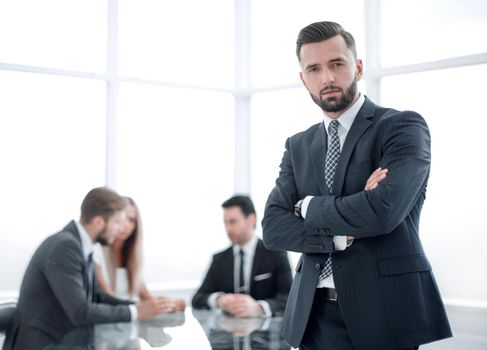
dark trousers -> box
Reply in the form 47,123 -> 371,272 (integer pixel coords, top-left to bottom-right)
300,289 -> 419,350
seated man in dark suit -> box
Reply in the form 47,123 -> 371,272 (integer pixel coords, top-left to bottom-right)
192,195 -> 292,317
3,187 -> 173,350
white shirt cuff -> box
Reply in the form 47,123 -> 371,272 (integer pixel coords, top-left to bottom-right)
301,196 -> 314,219
208,292 -> 224,310
257,300 -> 272,318
302,196 -> 349,252
333,236 -> 348,251
129,304 -> 137,321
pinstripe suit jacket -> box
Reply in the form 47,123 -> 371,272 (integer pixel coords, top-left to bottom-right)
262,97 -> 452,350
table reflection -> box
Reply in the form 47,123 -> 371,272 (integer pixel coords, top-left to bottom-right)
192,309 -> 290,350
42,309 -> 290,349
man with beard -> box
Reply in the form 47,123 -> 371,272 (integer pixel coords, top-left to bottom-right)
262,22 -> 451,350
3,187 -> 171,350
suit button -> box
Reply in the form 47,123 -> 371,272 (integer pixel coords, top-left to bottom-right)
315,263 -> 321,271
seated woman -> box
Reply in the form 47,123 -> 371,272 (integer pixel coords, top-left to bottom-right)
94,196 -> 186,312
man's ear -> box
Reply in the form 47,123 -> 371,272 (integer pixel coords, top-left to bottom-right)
299,72 -> 308,89
355,58 -> 364,81
91,215 -> 105,230
248,213 -> 257,229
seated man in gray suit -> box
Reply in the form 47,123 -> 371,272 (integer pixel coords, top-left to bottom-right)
3,187 -> 174,350
192,195 -> 292,317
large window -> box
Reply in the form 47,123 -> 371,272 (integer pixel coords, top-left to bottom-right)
380,0 -> 487,67
1,0 -> 486,308
0,70 -> 106,291
118,0 -> 235,87
116,84 -> 235,283
251,0 -> 364,88
0,0 -> 106,72
0,0 -> 236,295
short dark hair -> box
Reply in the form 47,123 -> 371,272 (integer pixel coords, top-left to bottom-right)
80,187 -> 127,224
296,21 -> 357,60
222,195 -> 256,217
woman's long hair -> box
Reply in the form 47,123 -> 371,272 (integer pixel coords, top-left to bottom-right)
103,197 -> 142,299
120,197 -> 142,297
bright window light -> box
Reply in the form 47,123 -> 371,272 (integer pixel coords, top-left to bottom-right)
116,83 -> 235,284
251,0 -> 364,88
118,0 -> 235,88
0,70 -> 106,291
380,0 -> 487,66
0,0 -> 106,72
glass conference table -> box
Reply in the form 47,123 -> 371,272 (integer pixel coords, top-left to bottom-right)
42,309 -> 291,349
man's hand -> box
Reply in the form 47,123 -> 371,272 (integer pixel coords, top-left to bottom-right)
174,298 -> 187,311
137,296 -> 178,320
364,167 -> 388,191
346,167 -> 389,243
217,294 -> 264,318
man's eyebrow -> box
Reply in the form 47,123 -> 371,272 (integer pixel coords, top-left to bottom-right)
329,57 -> 346,63
305,63 -> 319,70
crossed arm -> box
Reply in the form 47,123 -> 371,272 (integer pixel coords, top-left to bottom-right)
262,112 -> 430,254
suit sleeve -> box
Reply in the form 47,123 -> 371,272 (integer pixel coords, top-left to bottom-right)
45,240 -> 131,326
94,279 -> 133,306
262,252 -> 292,316
191,257 -> 219,309
305,111 -> 430,238
262,137 -> 335,254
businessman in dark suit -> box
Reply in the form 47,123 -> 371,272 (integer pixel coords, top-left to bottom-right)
262,21 -> 452,350
3,187 -> 172,350
192,195 -> 292,317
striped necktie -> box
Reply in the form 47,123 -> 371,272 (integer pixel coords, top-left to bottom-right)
319,120 -> 340,282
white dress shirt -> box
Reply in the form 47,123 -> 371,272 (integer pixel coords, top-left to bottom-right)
75,221 -> 137,320
93,243 -> 133,300
208,235 -> 272,317
301,94 -> 366,288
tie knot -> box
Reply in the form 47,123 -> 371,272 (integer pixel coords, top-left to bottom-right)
239,249 -> 244,257
329,120 -> 340,135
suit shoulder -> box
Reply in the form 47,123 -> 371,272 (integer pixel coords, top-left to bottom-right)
376,106 -> 427,126
285,122 -> 322,152
373,106 -> 430,148
211,246 -> 233,261
289,122 -> 321,142
258,239 -> 288,259
48,230 -> 79,248
29,231 -> 79,270
43,230 -> 81,260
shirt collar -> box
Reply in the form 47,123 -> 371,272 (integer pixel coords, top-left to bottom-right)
232,234 -> 258,256
75,220 -> 94,259
323,93 -> 365,134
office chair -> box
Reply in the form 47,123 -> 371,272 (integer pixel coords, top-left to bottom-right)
0,302 -> 16,333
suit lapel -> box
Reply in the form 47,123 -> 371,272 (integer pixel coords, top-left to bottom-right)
220,248 -> 234,292
249,240 -> 264,294
310,123 -> 330,195
65,221 -> 90,289
333,98 -> 375,195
